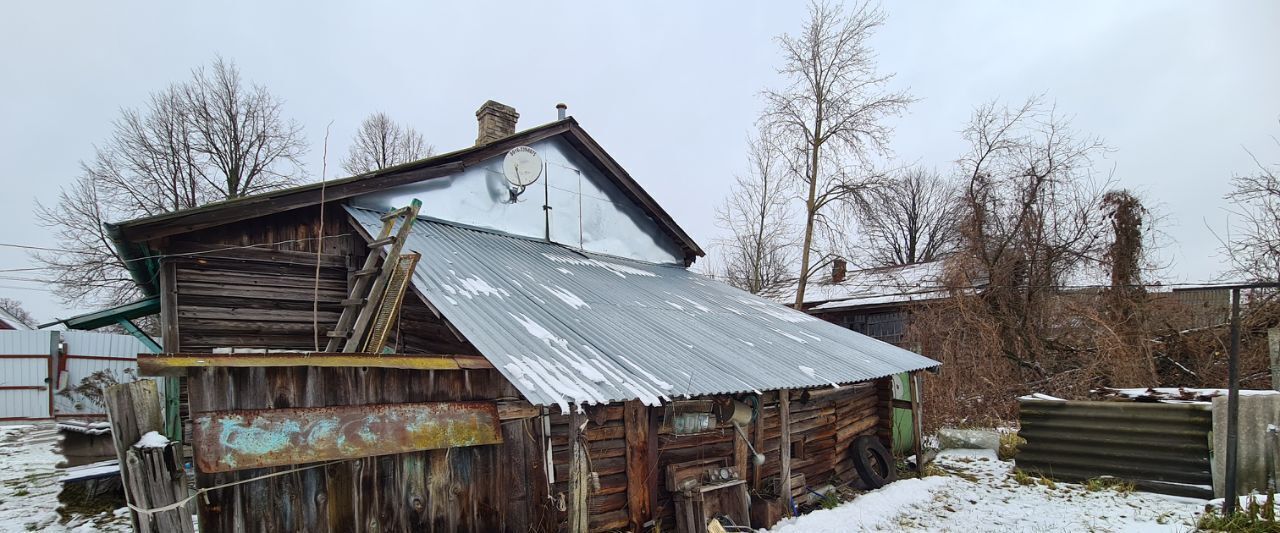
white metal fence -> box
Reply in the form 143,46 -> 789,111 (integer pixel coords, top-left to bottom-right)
0,330 -> 155,421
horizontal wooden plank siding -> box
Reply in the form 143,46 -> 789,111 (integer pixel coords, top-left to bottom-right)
165,205 -> 478,356
543,381 -> 884,531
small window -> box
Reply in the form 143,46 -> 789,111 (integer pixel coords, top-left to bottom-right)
790,436 -> 807,460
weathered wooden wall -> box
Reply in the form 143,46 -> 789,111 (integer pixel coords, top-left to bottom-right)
188,366 -> 547,532
158,205 -> 476,355
545,381 -> 887,531
151,203 -> 900,532
545,405 -> 631,531
157,205 -> 538,531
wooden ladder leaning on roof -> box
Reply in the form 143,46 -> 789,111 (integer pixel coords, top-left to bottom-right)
325,199 -> 422,353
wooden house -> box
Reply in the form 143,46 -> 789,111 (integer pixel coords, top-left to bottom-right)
786,260 -> 948,348
114,101 -> 938,532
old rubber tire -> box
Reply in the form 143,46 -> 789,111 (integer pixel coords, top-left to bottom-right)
852,435 -> 896,489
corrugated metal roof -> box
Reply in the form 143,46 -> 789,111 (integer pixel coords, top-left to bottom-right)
348,206 -> 939,411
776,261 -> 950,311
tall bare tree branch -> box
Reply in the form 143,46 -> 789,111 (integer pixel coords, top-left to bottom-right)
762,0 -> 914,308
342,112 -> 434,175
1221,122 -> 1280,282
714,131 -> 796,296
853,167 -> 960,267
34,57 -> 307,307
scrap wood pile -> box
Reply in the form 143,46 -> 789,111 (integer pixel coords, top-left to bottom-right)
1089,386 -> 1270,403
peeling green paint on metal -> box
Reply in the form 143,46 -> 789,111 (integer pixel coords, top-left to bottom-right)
193,401 -> 502,473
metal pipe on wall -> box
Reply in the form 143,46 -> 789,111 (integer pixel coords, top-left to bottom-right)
1225,287 -> 1241,514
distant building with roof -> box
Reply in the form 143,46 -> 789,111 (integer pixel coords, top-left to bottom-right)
780,259 -> 949,347
0,306 -> 33,330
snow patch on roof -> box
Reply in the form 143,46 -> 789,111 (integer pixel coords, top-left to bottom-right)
781,260 -> 951,310
675,295 -> 710,313
542,252 -> 657,278
443,269 -> 510,299
540,284 -> 588,309
736,297 -> 817,323
509,313 -> 569,350
775,328 -> 809,344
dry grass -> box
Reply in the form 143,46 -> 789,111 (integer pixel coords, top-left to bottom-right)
1083,477 -> 1135,495
908,280 -> 1280,433
998,432 -> 1025,461
1198,492 -> 1280,532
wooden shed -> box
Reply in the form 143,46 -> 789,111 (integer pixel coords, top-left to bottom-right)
115,101 -> 938,532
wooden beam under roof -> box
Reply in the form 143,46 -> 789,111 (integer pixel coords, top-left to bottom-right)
137,352 -> 493,376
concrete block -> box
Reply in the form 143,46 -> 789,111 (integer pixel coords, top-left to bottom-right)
937,428 -> 1000,451
1212,394 -> 1280,498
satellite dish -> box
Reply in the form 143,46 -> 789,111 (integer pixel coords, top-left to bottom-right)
503,146 -> 543,188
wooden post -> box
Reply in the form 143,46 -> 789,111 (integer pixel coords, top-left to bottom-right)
105,380 -> 194,533
568,407 -> 589,533
910,371 -> 925,473
623,401 -> 652,532
733,420 -> 748,480
158,260 -> 183,443
778,390 -> 792,516
752,397 -> 765,490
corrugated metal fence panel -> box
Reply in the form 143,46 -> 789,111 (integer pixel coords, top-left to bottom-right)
1016,399 -> 1213,498
55,331 -> 152,418
0,330 -> 50,355
0,331 -> 50,420
0,356 -> 50,420
61,330 -> 151,358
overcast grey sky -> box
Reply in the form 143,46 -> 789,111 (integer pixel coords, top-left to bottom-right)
1,1 -> 1277,324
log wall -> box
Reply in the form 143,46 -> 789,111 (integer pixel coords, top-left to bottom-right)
546,381 -> 887,531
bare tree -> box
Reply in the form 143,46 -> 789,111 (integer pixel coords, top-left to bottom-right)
714,131 -> 796,296
342,112 -> 434,175
1222,123 -> 1280,282
0,298 -> 36,328
853,167 -> 960,268
34,58 -> 306,307
955,96 -> 1110,375
763,0 -> 913,309
906,98 -> 1137,425
182,57 -> 307,197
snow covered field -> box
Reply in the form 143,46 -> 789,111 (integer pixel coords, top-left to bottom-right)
0,424 -> 129,532
767,449 -> 1210,532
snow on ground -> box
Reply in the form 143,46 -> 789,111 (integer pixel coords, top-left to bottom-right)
0,424 -> 130,532
766,449 -> 1207,533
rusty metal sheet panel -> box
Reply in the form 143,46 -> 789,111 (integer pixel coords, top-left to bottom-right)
1016,399 -> 1213,498
193,401 -> 502,473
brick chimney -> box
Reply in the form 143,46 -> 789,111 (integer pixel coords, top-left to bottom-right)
831,258 -> 847,284
475,100 -> 519,146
